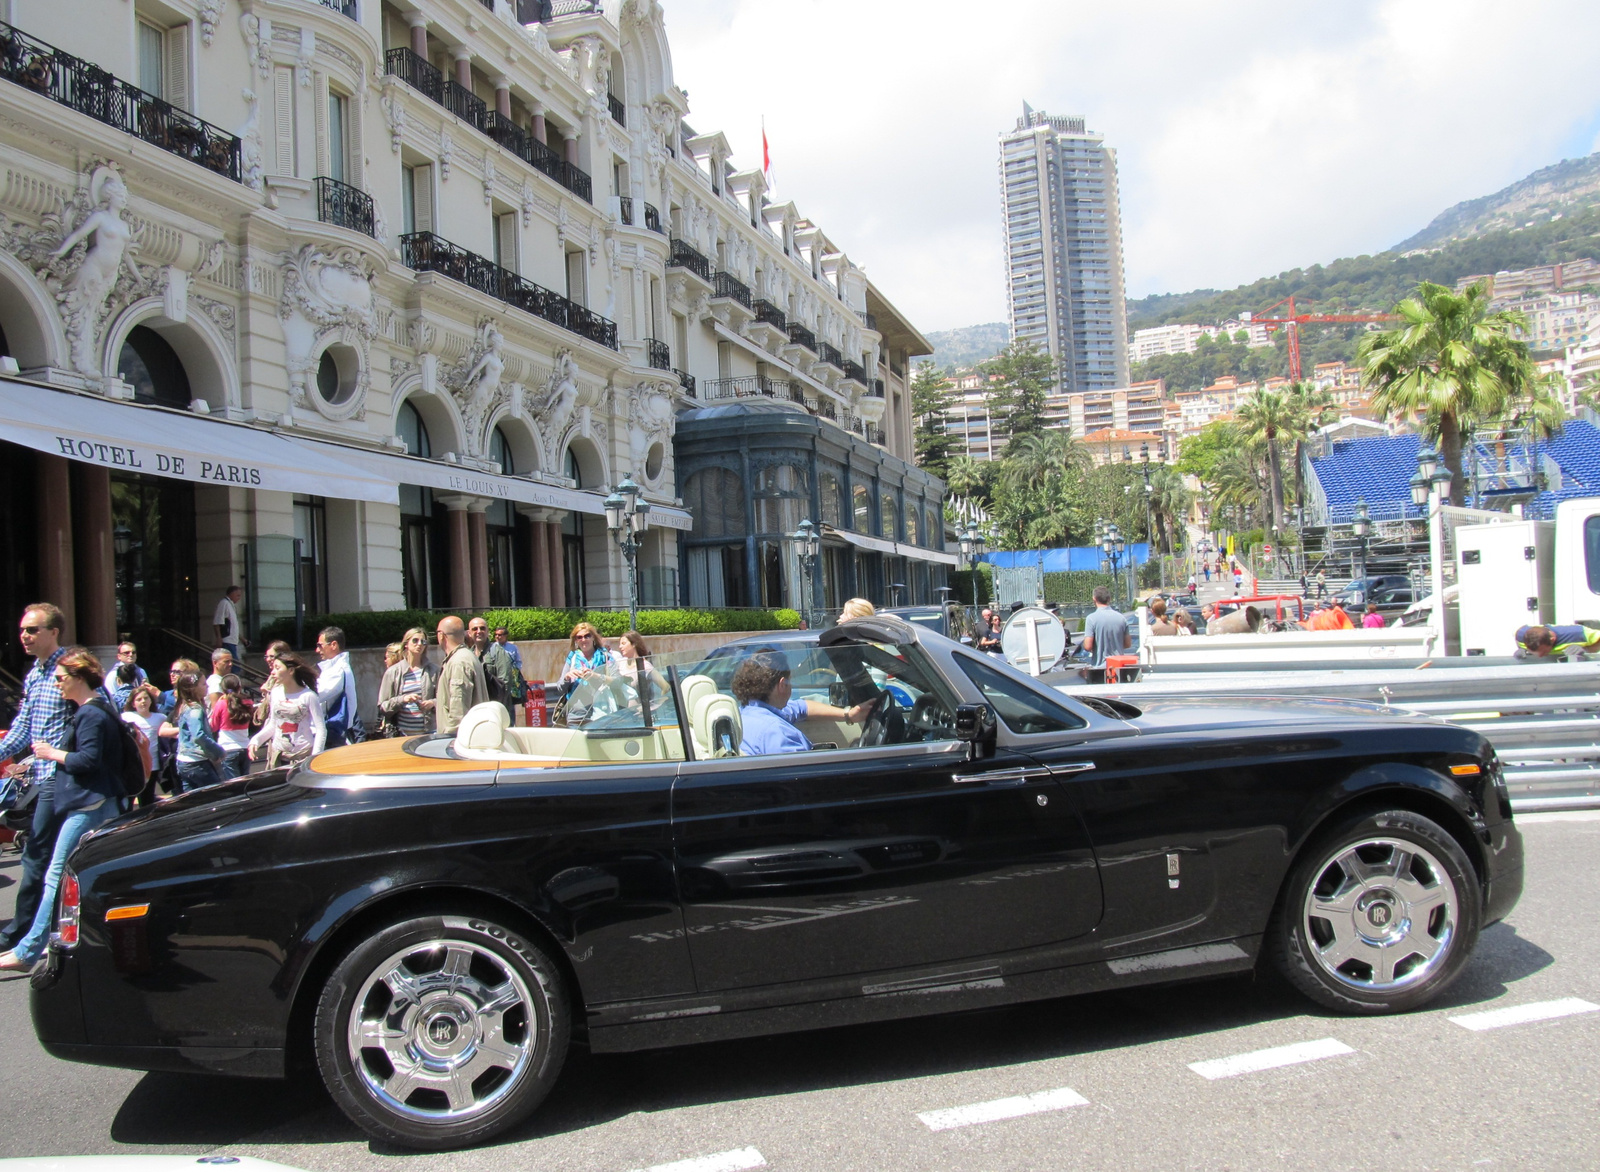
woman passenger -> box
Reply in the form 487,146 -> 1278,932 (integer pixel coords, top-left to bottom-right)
560,622 -> 615,724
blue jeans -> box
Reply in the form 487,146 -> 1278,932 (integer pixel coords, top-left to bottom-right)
217,749 -> 249,781
176,759 -> 221,794
14,800 -> 117,964
1,792 -> 57,949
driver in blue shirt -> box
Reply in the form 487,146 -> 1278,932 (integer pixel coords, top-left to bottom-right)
731,653 -> 877,755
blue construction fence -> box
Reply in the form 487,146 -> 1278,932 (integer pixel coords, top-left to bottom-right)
979,544 -> 1152,571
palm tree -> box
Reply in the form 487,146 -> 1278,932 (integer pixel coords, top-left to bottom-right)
1360,281 -> 1559,506
1287,380 -> 1336,507
997,428 -> 1088,548
1235,388 -> 1300,534
1147,464 -> 1193,555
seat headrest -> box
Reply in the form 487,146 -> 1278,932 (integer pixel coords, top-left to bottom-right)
456,702 -> 511,750
692,693 -> 741,758
679,674 -> 716,715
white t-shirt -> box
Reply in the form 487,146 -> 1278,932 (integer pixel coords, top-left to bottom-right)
205,672 -> 225,697
213,595 -> 240,643
121,710 -> 163,776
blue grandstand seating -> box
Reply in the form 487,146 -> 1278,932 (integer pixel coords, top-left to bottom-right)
1309,420 -> 1600,522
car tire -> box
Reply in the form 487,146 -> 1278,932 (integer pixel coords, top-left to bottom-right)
314,911 -> 570,1150
1269,807 -> 1480,1014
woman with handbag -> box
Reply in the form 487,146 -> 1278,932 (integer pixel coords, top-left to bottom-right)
377,627 -> 438,737
161,672 -> 224,794
0,648 -> 125,972
249,650 -> 326,768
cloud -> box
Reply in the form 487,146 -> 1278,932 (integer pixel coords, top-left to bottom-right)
659,0 -> 1600,333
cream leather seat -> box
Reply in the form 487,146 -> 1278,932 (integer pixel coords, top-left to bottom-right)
455,702 -> 514,754
678,674 -> 716,721
691,691 -> 742,757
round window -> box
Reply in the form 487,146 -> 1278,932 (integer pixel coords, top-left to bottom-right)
316,346 -> 360,405
645,441 -> 665,481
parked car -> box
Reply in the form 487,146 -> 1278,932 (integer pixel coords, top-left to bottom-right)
32,616 -> 1522,1151
881,603 -> 979,644
1335,574 -> 1413,608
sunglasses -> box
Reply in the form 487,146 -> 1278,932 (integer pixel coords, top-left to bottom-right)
20,625 -> 43,635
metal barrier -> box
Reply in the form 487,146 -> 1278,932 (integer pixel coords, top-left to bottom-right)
1057,659 -> 1600,812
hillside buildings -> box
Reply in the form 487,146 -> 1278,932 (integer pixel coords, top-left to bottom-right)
998,106 -> 1129,394
1129,315 -> 1273,363
0,0 -> 942,672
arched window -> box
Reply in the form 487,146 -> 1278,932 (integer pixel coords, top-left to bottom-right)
396,401 -> 431,458
904,504 -> 919,548
490,427 -> 514,476
753,463 -> 809,534
880,492 -> 898,541
926,506 -> 940,549
118,325 -> 190,409
565,446 -> 582,489
820,470 -> 843,528
852,484 -> 870,534
685,468 -> 746,538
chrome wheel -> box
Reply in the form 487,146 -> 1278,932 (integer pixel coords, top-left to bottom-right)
347,940 -> 535,1122
1302,836 -> 1458,992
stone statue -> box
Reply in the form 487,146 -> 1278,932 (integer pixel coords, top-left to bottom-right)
454,322 -> 505,453
53,166 -> 137,375
237,89 -> 264,191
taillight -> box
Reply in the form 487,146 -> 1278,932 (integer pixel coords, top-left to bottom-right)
56,868 -> 80,948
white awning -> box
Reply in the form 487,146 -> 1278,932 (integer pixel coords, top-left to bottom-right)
822,525 -> 958,566
293,438 -> 694,530
0,379 -> 398,503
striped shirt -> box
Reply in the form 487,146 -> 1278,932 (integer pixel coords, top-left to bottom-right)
0,647 -> 71,794
394,667 -> 430,734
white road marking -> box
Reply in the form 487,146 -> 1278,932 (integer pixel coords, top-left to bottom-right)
1515,810 -> 1600,824
1188,1037 -> 1354,1080
1448,998 -> 1600,1031
632,1148 -> 767,1172
917,1087 -> 1090,1131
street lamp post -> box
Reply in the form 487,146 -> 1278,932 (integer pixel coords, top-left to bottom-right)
1350,498 -> 1371,588
957,522 -> 988,609
1410,446 -> 1453,648
604,475 -> 650,631
1139,442 -> 1155,588
791,518 -> 820,629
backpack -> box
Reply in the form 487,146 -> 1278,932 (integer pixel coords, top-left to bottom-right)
90,697 -> 151,797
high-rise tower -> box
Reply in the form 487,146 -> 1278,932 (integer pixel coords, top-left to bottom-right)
999,106 -> 1129,394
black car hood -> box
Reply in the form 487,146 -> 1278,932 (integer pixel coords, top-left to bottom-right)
1108,693 -> 1443,733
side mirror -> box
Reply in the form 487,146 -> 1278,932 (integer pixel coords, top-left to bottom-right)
953,704 -> 996,748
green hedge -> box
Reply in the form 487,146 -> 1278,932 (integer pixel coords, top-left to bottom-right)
1042,571 -> 1125,605
260,607 -> 801,650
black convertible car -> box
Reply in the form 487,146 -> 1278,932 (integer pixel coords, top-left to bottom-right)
31,616 -> 1522,1150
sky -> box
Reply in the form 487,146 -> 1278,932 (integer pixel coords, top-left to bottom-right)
659,0 -> 1600,334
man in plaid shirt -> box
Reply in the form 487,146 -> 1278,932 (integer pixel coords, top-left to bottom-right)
0,603 -> 72,952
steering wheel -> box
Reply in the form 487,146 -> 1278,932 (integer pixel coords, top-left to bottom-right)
908,693 -> 953,738
857,687 -> 897,747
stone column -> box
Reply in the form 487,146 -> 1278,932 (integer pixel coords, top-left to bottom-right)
468,504 -> 490,610
565,129 -> 580,167
453,49 -> 472,90
72,464 -> 116,650
546,519 -> 566,609
526,508 -> 552,606
408,15 -> 428,58
494,78 -> 511,120
531,103 -> 547,146
440,496 -> 472,609
37,453 -> 75,639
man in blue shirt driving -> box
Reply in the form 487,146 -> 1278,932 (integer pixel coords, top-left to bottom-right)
732,653 -> 877,755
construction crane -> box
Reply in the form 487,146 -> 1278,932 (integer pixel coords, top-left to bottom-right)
1250,295 -> 1400,382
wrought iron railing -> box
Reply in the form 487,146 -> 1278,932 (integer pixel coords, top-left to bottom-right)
712,270 -> 752,308
816,397 -> 837,420
872,378 -> 885,396
319,0 -> 360,18
401,232 -> 618,349
841,360 -> 868,384
818,341 -> 845,370
482,109 -> 592,202
669,238 -> 713,282
618,194 -> 634,225
703,377 -> 761,400
752,298 -> 786,330
608,93 -> 625,125
477,0 -> 495,9
316,175 -> 375,237
675,369 -> 695,396
385,47 -> 443,102
0,19 -> 241,183
643,202 -> 663,233
785,322 -> 817,353
866,423 -> 886,446
860,310 -> 878,331
523,0 -> 601,18
443,77 -> 486,130
645,338 -> 670,370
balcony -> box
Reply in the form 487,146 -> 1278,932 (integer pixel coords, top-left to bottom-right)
784,322 -> 817,354
872,378 -> 885,397
675,369 -> 695,396
443,77 -> 486,131
711,270 -> 752,309
608,93 -> 625,125
481,110 -> 591,203
384,47 -> 443,103
752,299 -> 786,330
618,194 -> 634,226
668,238 -> 713,282
316,176 -> 376,238
402,231 -> 617,350
818,341 -> 845,370
318,0 -> 360,18
840,360 -> 868,385
645,337 -> 670,370
520,0 -> 602,18
643,202 -> 663,234
702,376 -> 805,404
0,19 -> 241,183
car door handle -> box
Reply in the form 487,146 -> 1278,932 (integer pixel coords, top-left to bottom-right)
1048,762 -> 1096,775
954,766 -> 1053,786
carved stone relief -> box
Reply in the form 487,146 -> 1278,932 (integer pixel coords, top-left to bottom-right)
443,319 -> 508,459
278,244 -> 377,418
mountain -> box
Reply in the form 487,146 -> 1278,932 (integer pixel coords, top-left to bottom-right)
925,322 -> 1009,370
1395,153 -> 1600,253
